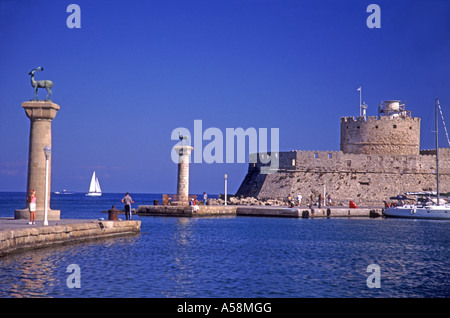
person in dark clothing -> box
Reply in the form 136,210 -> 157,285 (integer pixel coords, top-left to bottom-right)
121,192 -> 134,220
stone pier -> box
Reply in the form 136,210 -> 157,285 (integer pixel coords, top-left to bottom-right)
174,145 -> 193,206
0,219 -> 141,257
136,205 -> 383,218
15,101 -> 60,221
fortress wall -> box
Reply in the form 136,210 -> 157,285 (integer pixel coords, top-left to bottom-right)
246,150 -> 431,173
340,116 -> 420,155
236,149 -> 450,206
255,169 -> 450,206
253,150 -> 450,175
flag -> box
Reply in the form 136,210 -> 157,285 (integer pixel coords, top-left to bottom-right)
357,86 -> 361,92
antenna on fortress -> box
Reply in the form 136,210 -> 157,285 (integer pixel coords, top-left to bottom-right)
361,102 -> 367,120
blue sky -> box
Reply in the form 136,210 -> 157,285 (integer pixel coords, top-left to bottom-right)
0,0 -> 449,194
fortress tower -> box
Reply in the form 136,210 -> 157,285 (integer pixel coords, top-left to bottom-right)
340,101 -> 420,155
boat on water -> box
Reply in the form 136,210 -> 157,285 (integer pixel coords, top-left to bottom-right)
383,99 -> 450,220
86,171 -> 102,197
55,189 -> 76,195
383,204 -> 450,220
383,192 -> 450,220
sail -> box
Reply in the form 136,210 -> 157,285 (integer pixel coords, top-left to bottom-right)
95,176 -> 102,193
87,171 -> 102,195
88,171 -> 97,193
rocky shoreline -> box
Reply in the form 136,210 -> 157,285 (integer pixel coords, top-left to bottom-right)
208,196 -> 362,207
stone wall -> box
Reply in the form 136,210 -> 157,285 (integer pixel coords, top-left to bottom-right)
236,149 -> 450,206
137,205 -> 237,217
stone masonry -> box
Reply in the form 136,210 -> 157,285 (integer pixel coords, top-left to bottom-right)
174,145 -> 193,206
236,149 -> 450,206
340,116 -> 420,155
0,220 -> 141,257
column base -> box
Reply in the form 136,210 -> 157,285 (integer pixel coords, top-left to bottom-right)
171,201 -> 189,207
14,208 -> 61,221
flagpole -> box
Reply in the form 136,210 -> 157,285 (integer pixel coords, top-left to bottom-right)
357,86 -> 362,116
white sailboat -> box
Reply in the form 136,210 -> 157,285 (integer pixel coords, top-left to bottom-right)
86,171 -> 102,197
383,99 -> 450,220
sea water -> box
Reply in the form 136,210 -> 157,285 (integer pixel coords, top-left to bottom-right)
0,192 -> 448,298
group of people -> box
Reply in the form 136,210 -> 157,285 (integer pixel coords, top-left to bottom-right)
287,193 -> 333,208
189,192 -> 208,212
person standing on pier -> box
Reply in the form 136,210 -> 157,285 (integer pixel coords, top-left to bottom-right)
27,189 -> 36,225
121,192 -> 134,220
203,192 -> 208,205
297,193 -> 302,206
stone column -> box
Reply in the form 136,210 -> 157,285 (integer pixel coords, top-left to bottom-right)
174,145 -> 193,206
15,101 -> 60,220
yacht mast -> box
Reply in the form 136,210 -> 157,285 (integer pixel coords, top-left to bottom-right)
436,99 -> 440,205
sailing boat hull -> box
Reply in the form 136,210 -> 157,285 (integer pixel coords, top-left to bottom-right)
383,206 -> 450,220
86,192 -> 102,197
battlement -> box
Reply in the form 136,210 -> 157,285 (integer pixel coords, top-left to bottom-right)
248,149 -> 450,174
341,115 -> 420,123
420,148 -> 450,155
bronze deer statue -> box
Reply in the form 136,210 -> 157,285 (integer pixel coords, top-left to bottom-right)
29,66 -> 53,101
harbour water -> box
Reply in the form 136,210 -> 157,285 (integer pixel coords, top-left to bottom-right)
0,192 -> 449,298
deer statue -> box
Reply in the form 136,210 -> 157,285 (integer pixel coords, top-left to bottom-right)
178,131 -> 190,145
29,66 -> 53,101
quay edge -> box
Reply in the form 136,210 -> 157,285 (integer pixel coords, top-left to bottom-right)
0,219 -> 141,257
137,205 -> 383,218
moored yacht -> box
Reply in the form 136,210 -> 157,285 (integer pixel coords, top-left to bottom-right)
383,99 -> 450,220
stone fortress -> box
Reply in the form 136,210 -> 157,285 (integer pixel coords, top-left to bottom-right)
236,100 -> 450,206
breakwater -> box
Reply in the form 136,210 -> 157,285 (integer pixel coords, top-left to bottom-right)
137,205 -> 382,218
0,218 -> 141,257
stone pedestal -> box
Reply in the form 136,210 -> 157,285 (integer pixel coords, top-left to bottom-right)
174,145 -> 193,206
15,101 -> 60,220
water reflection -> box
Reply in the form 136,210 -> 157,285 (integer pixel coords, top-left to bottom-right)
163,218 -> 196,297
5,250 -> 58,297
0,236 -> 141,298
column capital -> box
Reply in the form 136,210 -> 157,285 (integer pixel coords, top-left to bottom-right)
174,145 -> 193,156
22,101 -> 60,120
